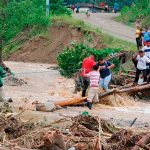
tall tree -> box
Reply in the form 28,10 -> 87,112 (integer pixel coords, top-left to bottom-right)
0,0 -> 8,63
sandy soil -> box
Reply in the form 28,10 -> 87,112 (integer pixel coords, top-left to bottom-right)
73,13 -> 135,43
3,61 -> 150,131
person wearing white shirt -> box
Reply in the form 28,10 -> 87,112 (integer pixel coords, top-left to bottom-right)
142,42 -> 150,58
134,50 -> 150,84
142,42 -> 150,82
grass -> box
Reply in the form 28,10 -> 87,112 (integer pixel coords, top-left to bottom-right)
51,15 -> 136,51
3,15 -> 136,59
3,25 -> 49,59
114,15 -> 134,27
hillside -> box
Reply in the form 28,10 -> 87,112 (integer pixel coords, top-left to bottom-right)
5,24 -> 105,63
4,16 -> 136,64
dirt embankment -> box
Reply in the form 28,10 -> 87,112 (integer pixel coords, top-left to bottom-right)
6,24 -> 105,64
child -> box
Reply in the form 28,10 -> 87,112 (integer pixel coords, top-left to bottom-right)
134,50 -> 150,85
85,65 -> 100,109
85,9 -> 90,18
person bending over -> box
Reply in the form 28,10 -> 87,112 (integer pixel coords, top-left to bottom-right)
96,58 -> 115,91
81,54 -> 95,97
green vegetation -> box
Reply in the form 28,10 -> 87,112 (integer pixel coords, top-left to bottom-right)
52,15 -> 136,50
119,0 -> 150,27
0,0 -> 71,62
57,43 -> 121,77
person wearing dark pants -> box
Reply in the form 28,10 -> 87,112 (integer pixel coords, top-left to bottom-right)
81,77 -> 90,97
134,69 -> 147,83
136,37 -> 142,50
81,54 -> 95,97
134,50 -> 150,85
142,41 -> 150,82
135,26 -> 142,50
147,65 -> 150,83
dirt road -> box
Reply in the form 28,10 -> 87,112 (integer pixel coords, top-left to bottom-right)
73,13 -> 135,43
3,61 -> 150,130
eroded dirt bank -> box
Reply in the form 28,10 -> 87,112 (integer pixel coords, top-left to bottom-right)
6,24 -> 105,64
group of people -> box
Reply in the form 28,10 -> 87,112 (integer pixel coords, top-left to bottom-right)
133,21 -> 150,85
135,22 -> 150,50
81,54 -> 115,109
132,41 -> 150,85
100,2 -> 119,13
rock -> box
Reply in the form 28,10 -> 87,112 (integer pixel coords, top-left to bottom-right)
7,98 -> 13,103
35,102 -> 56,112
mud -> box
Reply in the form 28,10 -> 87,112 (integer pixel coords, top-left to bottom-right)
3,61 -> 150,131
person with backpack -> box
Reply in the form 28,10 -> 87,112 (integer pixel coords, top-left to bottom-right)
96,58 -> 115,91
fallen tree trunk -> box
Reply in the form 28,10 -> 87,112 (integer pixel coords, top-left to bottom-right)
55,84 -> 150,107
55,97 -> 87,107
99,84 -> 150,99
117,83 -> 150,93
131,133 -> 150,150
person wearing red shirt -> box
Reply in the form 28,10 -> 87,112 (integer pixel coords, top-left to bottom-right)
100,2 -> 105,8
81,54 -> 95,97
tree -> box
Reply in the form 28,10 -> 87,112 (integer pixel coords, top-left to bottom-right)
0,0 -> 8,63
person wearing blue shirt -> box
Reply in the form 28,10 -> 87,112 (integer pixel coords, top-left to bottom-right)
114,2 -> 119,13
96,58 -> 115,91
142,27 -> 150,46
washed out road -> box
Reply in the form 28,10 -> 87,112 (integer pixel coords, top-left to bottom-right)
73,13 -> 135,43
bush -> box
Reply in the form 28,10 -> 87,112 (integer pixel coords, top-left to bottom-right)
50,0 -> 71,16
120,0 -> 150,26
57,43 -> 121,77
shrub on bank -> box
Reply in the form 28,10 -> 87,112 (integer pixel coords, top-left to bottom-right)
57,43 -> 121,77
